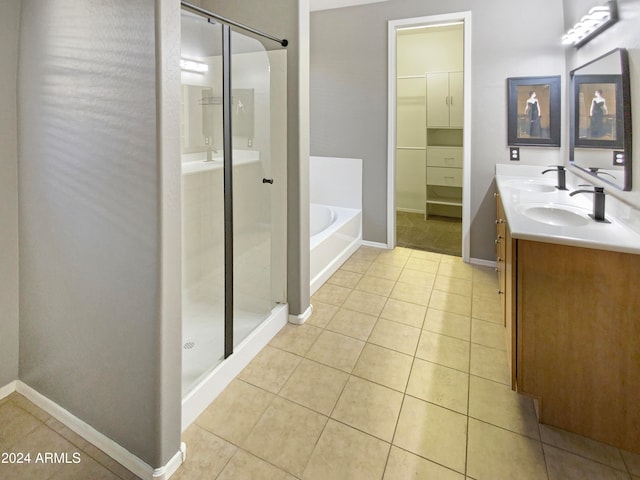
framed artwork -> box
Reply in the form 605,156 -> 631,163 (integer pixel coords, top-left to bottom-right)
507,76 -> 561,147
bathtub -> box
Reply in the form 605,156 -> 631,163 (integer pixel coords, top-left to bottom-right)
310,203 -> 362,295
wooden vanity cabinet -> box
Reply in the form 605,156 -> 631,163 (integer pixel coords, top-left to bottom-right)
495,193 -> 640,454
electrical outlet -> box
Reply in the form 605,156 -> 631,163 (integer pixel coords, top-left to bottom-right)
248,138 -> 253,147
509,147 -> 520,161
613,150 -> 625,166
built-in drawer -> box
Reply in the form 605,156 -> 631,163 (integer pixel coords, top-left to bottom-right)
427,166 -> 463,187
427,147 -> 463,168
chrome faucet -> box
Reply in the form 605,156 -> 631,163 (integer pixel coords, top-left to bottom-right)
541,165 -> 568,190
569,185 -> 609,223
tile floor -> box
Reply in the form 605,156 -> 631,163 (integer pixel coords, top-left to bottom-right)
396,211 -> 462,256
3,246 -> 640,480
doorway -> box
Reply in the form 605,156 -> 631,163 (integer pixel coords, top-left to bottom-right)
387,13 -> 472,261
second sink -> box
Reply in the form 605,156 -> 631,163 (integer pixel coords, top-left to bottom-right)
517,203 -> 591,227
503,179 -> 557,193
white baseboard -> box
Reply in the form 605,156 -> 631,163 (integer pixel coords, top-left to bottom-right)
396,208 -> 425,214
470,257 -> 496,268
361,240 -> 389,250
288,304 -> 313,325
0,380 -> 17,401
15,381 -> 185,480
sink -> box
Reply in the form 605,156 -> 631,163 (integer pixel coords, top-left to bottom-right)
503,179 -> 557,193
517,204 -> 591,227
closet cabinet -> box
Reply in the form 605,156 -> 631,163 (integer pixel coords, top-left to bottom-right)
426,72 -> 463,128
495,193 -> 640,455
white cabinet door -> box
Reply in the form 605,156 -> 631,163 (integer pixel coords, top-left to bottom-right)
449,72 -> 464,128
426,72 -> 450,128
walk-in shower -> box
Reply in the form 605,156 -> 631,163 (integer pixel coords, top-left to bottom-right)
180,3 -> 288,426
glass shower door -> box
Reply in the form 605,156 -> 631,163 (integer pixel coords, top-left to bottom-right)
230,29 -> 287,347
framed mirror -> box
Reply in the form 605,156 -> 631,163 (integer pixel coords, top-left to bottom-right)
570,48 -> 632,190
507,76 -> 561,147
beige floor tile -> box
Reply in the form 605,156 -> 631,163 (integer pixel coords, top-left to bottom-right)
303,419 -> 390,480
326,307 -> 378,341
423,308 -> 471,341
416,331 -> 470,372
352,343 -> 413,392
368,318 -> 421,355
342,257 -> 375,275
243,397 -> 327,477
471,292 -> 503,324
8,394 -> 51,423
0,401 -> 44,451
77,440 -> 139,480
471,318 -> 506,351
429,289 -> 472,316
342,289 -> 388,316
351,246 -> 382,261
269,323 -> 323,356
540,424 -> 627,471
472,265 -> 498,284
407,358 -> 469,414
327,269 -> 363,289
433,275 -> 473,297
305,330 -> 365,372
394,396 -> 468,473
380,298 -> 427,328
622,450 -> 640,476
405,257 -> 440,273
544,444 -> 630,480
467,419 -> 547,480
279,359 -> 349,415
196,379 -> 275,445
383,446 -> 464,480
217,449 -> 297,480
238,346 -> 301,394
468,375 -> 540,439
311,283 -> 352,307
365,262 -> 403,281
469,343 -> 510,385
375,250 -> 410,267
49,455 -> 123,480
398,268 -> 436,288
354,275 -> 396,297
306,301 -> 339,328
331,376 -> 403,442
390,282 -> 431,306
472,278 -> 499,297
173,425 -> 236,480
437,261 -> 473,280
410,249 -> 442,261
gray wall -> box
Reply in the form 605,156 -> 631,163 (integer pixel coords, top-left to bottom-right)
17,0 -> 181,467
563,0 -> 640,208
0,0 -> 21,389
194,0 -> 310,315
311,0 -> 566,261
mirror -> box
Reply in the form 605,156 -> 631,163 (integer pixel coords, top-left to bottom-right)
570,48 -> 632,190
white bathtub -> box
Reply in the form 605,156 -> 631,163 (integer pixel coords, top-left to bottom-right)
310,203 -> 362,295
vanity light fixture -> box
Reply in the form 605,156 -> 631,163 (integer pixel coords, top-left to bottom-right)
561,0 -> 618,48
180,58 -> 209,73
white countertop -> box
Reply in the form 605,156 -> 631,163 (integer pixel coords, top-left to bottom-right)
495,165 -> 640,255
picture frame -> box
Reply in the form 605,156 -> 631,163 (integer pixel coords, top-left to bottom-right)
571,74 -> 624,149
507,76 -> 561,147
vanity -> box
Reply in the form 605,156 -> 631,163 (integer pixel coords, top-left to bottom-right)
495,165 -> 640,454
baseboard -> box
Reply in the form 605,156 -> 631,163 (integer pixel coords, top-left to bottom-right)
288,304 -> 313,325
396,208 -> 425,214
0,380 -> 17,401
15,381 -> 185,480
470,257 -> 496,268
361,240 -> 389,250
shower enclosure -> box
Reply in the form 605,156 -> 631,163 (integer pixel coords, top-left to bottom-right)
180,5 -> 288,402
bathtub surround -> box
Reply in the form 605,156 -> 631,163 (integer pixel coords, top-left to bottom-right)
309,156 -> 363,296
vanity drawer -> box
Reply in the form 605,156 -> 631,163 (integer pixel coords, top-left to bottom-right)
427,167 -> 463,187
427,147 -> 463,168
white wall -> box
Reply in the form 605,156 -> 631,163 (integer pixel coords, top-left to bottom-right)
0,0 -> 21,389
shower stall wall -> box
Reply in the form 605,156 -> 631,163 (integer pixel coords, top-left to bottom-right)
180,5 -> 288,421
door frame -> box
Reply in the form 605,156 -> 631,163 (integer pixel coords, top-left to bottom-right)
387,12 -> 472,262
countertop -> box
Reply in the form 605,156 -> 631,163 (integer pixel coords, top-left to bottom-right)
495,165 -> 640,255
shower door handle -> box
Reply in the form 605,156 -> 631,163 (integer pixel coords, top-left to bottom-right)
262,178 -> 274,184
